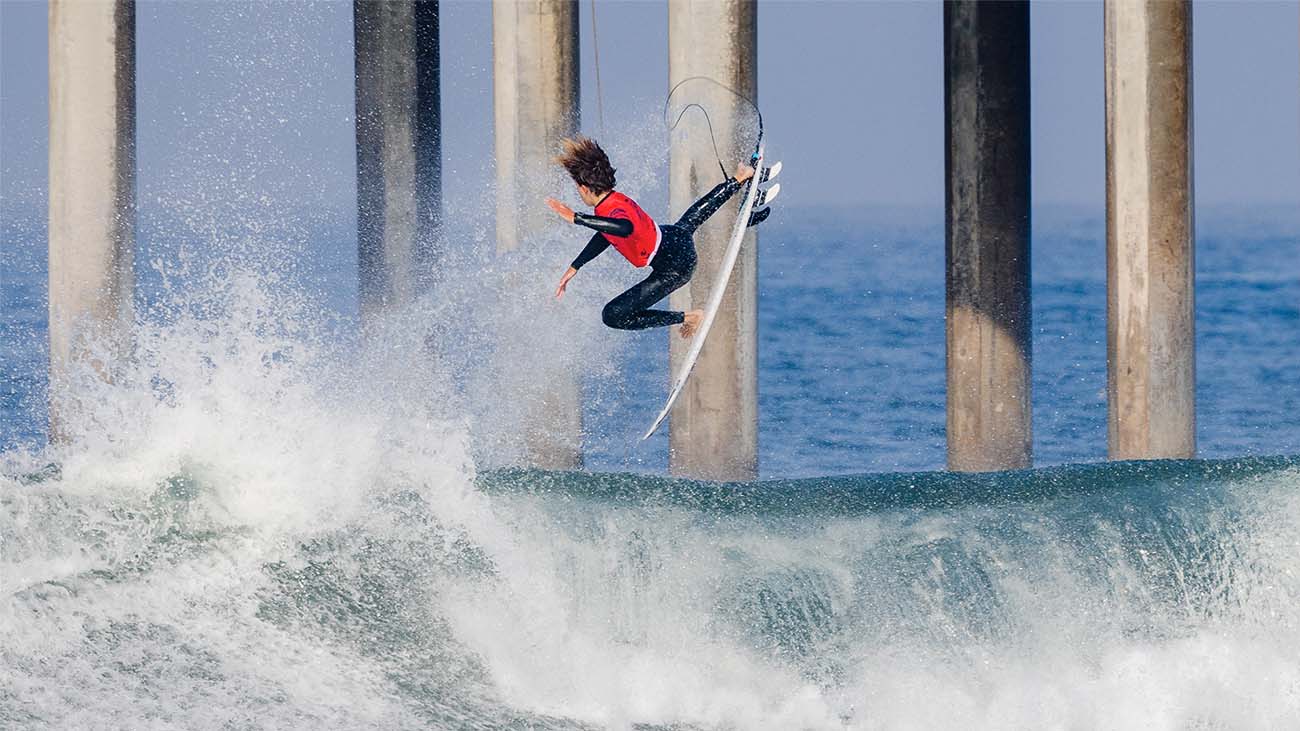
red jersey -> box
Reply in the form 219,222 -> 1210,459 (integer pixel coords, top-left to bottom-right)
594,191 -> 661,268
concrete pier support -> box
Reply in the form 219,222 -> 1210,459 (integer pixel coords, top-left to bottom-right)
492,0 -> 582,469
1104,0 -> 1195,459
354,0 -> 441,319
493,0 -> 580,251
944,1 -> 1033,472
47,0 -> 136,438
667,0 -> 758,481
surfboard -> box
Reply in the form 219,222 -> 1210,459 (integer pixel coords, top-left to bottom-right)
642,144 -> 770,440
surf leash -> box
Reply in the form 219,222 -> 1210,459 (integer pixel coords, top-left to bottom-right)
664,76 -> 764,178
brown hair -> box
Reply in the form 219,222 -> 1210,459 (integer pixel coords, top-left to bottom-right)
556,136 -> 616,194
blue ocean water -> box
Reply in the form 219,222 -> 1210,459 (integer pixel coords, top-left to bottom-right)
6,207 -> 1298,475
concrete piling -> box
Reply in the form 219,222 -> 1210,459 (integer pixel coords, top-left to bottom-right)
47,0 -> 136,439
943,0 -> 1033,472
492,0 -> 582,469
493,0 -> 580,252
39,0 -> 1201,474
354,0 -> 441,319
1105,0 -> 1196,460
666,0 -> 759,481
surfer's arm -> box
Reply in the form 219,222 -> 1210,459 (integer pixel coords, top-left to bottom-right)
556,231 -> 608,298
573,212 -> 634,238
555,266 -> 578,299
545,198 -> 634,238
570,232 -> 611,270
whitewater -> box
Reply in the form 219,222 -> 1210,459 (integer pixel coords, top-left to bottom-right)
4,248 -> 1300,728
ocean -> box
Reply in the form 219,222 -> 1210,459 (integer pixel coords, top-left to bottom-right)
3,202 -> 1300,727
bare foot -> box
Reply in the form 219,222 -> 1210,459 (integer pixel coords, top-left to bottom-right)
679,309 -> 704,339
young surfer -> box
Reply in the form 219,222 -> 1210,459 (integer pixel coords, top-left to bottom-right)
545,136 -> 759,339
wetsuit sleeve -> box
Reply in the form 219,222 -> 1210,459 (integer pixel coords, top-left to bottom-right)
573,212 -> 634,238
570,232 -> 611,270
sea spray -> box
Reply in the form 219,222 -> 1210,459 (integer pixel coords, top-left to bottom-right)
2,263 -> 507,727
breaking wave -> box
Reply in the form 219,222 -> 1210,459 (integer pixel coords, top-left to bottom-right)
4,269 -> 1299,728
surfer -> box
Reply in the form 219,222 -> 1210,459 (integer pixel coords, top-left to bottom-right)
546,136 -> 758,339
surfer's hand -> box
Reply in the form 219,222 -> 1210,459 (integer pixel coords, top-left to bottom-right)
733,162 -> 755,183
555,267 -> 577,299
546,198 -> 575,223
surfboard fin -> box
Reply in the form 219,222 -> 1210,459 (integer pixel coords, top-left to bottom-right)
759,161 -> 782,184
755,182 -> 780,208
747,163 -> 780,227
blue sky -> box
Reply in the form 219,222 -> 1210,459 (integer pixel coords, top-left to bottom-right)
2,0 -> 1298,216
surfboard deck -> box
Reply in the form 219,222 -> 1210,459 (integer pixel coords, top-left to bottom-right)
642,146 -> 771,441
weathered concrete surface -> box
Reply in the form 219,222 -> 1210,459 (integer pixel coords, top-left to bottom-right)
1105,0 -> 1195,459
354,0 -> 441,318
667,0 -> 759,481
944,0 -> 1033,472
47,0 -> 136,439
493,0 -> 580,253
493,0 -> 582,469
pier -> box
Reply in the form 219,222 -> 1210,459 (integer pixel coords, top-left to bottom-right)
492,0 -> 583,469
667,0 -> 759,481
353,0 -> 442,319
1105,0 -> 1196,460
41,1 -> 1233,472
943,0 -> 1033,472
47,0 -> 136,440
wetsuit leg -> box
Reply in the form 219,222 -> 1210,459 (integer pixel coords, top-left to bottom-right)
673,178 -> 743,234
601,225 -> 697,330
602,270 -> 690,330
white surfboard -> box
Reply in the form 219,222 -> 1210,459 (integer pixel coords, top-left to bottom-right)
642,144 -> 768,440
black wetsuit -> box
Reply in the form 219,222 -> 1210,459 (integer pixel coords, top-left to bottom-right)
569,177 -> 744,330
